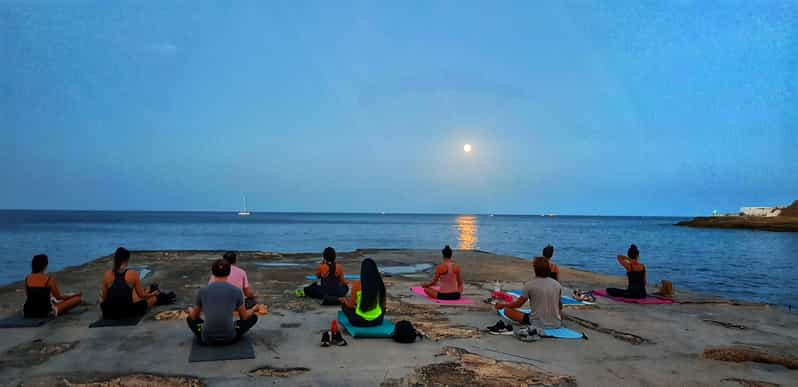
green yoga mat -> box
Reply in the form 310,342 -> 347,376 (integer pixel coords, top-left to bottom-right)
336,311 -> 394,338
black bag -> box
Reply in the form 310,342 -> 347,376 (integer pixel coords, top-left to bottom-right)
392,320 -> 421,343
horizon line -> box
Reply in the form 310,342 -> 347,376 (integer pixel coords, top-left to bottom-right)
0,208 -> 694,218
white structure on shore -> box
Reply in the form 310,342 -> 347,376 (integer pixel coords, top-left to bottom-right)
740,207 -> 782,217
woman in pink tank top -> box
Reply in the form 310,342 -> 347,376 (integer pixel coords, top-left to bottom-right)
421,245 -> 463,300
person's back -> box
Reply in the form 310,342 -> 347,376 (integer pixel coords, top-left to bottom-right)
437,261 -> 460,294
106,269 -> 134,306
523,276 -> 562,328
208,264 -> 248,290
24,273 -> 53,318
197,281 -> 243,345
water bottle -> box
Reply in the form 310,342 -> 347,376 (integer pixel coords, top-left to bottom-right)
492,280 -> 501,302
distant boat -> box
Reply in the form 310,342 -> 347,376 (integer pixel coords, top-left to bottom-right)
238,196 -> 251,216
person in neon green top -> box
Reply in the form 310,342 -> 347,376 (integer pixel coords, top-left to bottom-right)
339,258 -> 385,326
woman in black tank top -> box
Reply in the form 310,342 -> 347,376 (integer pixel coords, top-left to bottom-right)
606,244 -> 647,299
24,254 -> 82,318
100,248 -> 159,319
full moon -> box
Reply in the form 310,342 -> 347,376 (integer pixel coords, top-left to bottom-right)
463,144 -> 472,153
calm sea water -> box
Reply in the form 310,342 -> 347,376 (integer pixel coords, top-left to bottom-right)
1,211 -> 796,308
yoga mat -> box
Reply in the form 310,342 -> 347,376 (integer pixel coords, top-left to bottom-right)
188,336 -> 255,362
506,290 -> 594,306
304,274 -> 359,281
591,290 -> 674,305
410,287 -> 475,305
89,314 -> 144,328
0,311 -> 52,328
336,311 -> 394,338
497,309 -> 583,339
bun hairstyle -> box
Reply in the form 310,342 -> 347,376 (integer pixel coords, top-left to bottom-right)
542,244 -> 554,259
441,245 -> 453,258
212,259 -> 231,278
628,244 -> 640,260
223,251 -> 237,265
32,254 -> 49,274
113,247 -> 131,273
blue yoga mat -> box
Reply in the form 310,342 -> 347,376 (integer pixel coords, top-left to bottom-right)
497,309 -> 583,339
305,274 -> 359,281
336,311 -> 394,338
507,290 -> 590,306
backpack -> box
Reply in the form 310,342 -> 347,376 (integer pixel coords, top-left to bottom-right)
392,320 -> 421,343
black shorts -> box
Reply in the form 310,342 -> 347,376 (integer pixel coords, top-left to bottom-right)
437,292 -> 461,300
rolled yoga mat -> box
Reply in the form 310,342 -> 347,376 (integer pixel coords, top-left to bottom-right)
0,311 -> 53,328
188,335 -> 256,362
410,287 -> 475,305
305,274 -> 359,281
497,309 -> 584,339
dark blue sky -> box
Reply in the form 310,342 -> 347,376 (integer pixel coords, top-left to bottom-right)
2,1 -> 796,216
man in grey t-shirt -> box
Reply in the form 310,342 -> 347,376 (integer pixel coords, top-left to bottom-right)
187,259 -> 258,345
491,256 -> 563,333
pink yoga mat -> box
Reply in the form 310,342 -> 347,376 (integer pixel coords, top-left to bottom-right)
591,290 -> 675,304
410,287 -> 475,305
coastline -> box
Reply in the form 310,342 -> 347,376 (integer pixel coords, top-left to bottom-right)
676,215 -> 798,232
1,249 -> 796,386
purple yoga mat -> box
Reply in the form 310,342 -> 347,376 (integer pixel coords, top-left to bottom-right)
410,287 -> 475,305
591,289 -> 675,304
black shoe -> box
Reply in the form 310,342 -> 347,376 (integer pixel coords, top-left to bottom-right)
487,320 -> 514,335
331,331 -> 347,346
149,283 -> 160,293
320,331 -> 331,347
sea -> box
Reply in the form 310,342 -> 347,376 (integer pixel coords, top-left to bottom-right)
1,210 -> 796,309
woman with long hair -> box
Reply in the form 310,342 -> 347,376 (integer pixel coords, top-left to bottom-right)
100,247 -> 160,319
23,254 -> 82,318
339,258 -> 385,327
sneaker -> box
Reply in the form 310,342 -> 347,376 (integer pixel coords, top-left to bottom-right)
516,326 -> 542,342
320,331 -> 331,347
331,331 -> 347,346
295,289 -> 305,297
487,320 -> 514,335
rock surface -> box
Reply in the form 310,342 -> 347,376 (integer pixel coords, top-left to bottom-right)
0,249 -> 796,386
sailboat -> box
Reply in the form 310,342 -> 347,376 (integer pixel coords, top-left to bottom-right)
238,196 -> 251,216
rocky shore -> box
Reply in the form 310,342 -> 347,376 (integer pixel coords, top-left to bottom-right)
677,200 -> 798,232
676,215 -> 798,232
0,249 -> 796,386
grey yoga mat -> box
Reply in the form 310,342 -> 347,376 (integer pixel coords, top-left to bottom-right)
0,311 -> 53,328
188,335 -> 256,362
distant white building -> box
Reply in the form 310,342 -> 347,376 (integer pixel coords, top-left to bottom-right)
740,207 -> 782,217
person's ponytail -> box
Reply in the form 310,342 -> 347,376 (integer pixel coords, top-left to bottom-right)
113,247 -> 130,273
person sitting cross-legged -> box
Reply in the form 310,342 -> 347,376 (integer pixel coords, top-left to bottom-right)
188,259 -> 258,345
488,256 -> 562,335
420,245 -> 463,300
